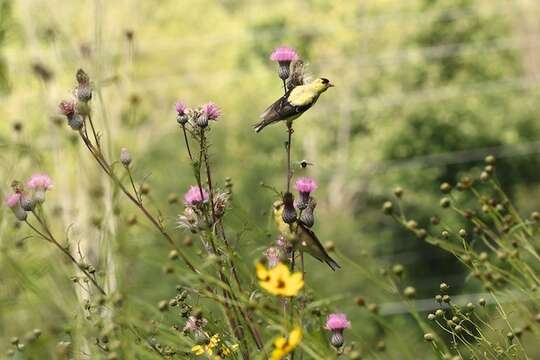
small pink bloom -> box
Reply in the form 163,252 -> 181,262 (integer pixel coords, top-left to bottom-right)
27,174 -> 53,191
202,102 -> 221,121
5,193 -> 21,208
184,186 -> 209,206
295,177 -> 317,194
59,100 -> 75,116
325,313 -> 351,331
175,101 -> 188,115
270,46 -> 299,62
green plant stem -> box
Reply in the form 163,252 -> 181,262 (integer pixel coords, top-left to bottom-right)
25,217 -> 106,295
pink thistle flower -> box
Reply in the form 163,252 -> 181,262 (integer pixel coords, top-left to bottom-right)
5,193 -> 21,208
325,313 -> 351,331
270,46 -> 299,62
59,100 -> 75,116
27,174 -> 53,191
295,177 -> 317,194
27,174 -> 53,204
5,192 -> 27,221
175,101 -> 188,115
184,186 -> 209,206
202,102 -> 221,121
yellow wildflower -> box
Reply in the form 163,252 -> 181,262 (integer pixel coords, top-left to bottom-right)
192,334 -> 220,357
256,262 -> 304,297
271,326 -> 303,360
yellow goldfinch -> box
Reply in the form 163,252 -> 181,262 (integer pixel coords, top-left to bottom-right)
272,200 -> 340,271
254,78 -> 334,133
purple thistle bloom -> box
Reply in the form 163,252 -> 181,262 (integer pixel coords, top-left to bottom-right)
184,186 -> 209,206
295,177 -> 317,210
270,46 -> 299,81
325,313 -> 351,348
270,46 -> 299,62
295,177 -> 317,194
27,173 -> 53,204
202,102 -> 221,121
175,101 -> 188,115
325,313 -> 351,331
27,174 -> 53,191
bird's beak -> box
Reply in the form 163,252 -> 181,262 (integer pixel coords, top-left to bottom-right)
328,83 -> 335,87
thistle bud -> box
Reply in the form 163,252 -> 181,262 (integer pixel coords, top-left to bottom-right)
68,114 -> 84,130
330,331 -> 344,348
282,192 -> 297,224
120,147 -> 132,167
75,69 -> 92,102
20,194 -> 36,211
300,198 -> 316,227
195,111 -> 209,128
5,193 -> 27,221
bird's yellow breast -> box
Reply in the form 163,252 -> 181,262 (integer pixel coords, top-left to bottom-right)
288,83 -> 324,106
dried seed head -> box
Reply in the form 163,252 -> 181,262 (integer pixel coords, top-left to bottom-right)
440,197 -> 451,208
404,286 -> 416,298
382,201 -> 393,215
440,182 -> 452,194
440,282 -> 449,292
424,333 -> 434,342
120,147 -> 132,167
393,187 -> 403,198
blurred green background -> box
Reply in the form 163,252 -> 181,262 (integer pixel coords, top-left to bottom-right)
1,0 -> 540,358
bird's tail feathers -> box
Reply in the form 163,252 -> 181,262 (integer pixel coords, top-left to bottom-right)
325,256 -> 341,271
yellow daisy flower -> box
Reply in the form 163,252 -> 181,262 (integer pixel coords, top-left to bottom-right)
256,262 -> 304,297
271,326 -> 303,360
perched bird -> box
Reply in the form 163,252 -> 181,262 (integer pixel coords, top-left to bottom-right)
254,78 -> 334,133
273,200 -> 340,271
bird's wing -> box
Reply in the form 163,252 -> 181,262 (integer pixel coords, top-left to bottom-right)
297,222 -> 340,271
254,89 -> 312,132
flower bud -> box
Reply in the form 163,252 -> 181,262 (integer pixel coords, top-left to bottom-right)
282,192 -> 297,224
330,330 -> 344,348
20,195 -> 36,211
195,111 -> 208,128
177,114 -> 189,125
68,114 -> 84,130
300,198 -> 316,227
120,147 -> 132,167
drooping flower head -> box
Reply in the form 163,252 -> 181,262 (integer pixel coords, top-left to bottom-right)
184,186 -> 209,206
295,177 -> 317,194
175,101 -> 188,116
27,174 -> 53,191
5,192 -> 27,221
5,192 -> 21,208
325,313 -> 351,331
202,102 -> 221,121
270,46 -> 299,63
59,100 -> 75,117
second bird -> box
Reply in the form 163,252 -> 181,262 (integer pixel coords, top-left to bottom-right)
254,77 -> 334,133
